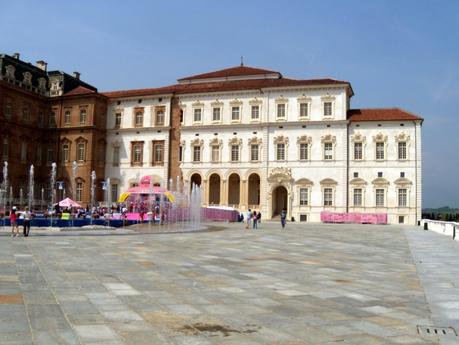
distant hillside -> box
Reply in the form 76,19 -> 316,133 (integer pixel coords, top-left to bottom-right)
423,206 -> 459,213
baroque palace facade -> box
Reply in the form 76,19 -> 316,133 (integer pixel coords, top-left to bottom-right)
0,53 -> 422,224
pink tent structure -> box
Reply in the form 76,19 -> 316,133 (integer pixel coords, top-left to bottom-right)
58,198 -> 82,208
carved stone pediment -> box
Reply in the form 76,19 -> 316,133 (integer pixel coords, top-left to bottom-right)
22,72 -> 32,85
5,65 -> 15,79
297,135 -> 312,144
295,178 -> 313,186
394,177 -> 412,186
228,137 -> 242,146
229,98 -> 242,106
320,178 -> 338,186
273,135 -> 289,145
372,177 -> 389,186
351,132 -> 366,143
320,134 -> 336,143
373,132 -> 388,143
249,98 -> 262,105
190,138 -> 203,146
349,177 -> 367,186
395,132 -> 410,142
248,137 -> 262,145
275,96 -> 288,104
268,167 -> 293,184
209,138 -> 222,146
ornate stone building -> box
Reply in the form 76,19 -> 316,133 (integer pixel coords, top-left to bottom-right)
1,53 -> 422,223
105,65 -> 423,224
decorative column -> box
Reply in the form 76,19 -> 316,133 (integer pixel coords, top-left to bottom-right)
202,179 -> 208,207
240,179 -> 247,211
221,179 -> 228,206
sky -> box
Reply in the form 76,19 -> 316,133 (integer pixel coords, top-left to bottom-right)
1,0 -> 458,208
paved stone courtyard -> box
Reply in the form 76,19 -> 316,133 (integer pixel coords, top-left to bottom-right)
0,222 -> 457,345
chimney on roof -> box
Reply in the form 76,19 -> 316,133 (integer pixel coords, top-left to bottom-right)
36,60 -> 47,72
13,53 -> 20,60
73,71 -> 80,80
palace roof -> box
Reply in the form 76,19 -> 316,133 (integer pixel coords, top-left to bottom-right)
178,65 -> 282,82
348,108 -> 423,122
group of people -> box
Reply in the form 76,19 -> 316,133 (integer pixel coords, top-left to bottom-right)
244,209 -> 262,229
240,208 -> 288,229
9,206 -> 32,238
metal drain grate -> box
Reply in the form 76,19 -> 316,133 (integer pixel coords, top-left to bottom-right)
417,325 -> 457,336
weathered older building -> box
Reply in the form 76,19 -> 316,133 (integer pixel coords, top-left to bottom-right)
0,53 -> 107,207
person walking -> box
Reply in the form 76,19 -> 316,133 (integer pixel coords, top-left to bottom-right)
280,208 -> 287,229
257,211 -> 262,226
245,209 -> 252,229
252,211 -> 258,229
10,207 -> 19,238
23,207 -> 32,237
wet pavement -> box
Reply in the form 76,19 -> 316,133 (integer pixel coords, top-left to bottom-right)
0,221 -> 457,344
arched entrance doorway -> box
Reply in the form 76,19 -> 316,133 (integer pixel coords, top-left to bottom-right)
272,186 -> 287,217
228,173 -> 240,207
248,173 -> 260,208
208,173 -> 220,205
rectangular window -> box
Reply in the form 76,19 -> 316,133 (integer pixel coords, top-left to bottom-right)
132,142 -> 143,165
77,143 -> 85,162
299,103 -> 309,118
47,147 -> 54,164
115,112 -> 122,128
231,106 -> 240,121
354,142 -> 363,160
231,145 -> 239,162
250,144 -> 259,161
62,144 -> 69,164
155,109 -> 164,126
299,188 -> 308,206
135,110 -> 144,127
64,110 -> 71,125
36,145 -> 42,166
4,98 -> 12,119
2,138 -> 8,160
376,142 -> 385,160
277,103 -> 286,119
76,182 -> 83,202
20,142 -> 27,162
353,188 -> 362,206
179,146 -> 183,162
212,107 -> 221,122
324,102 -> 332,116
22,105 -> 30,122
398,142 -> 407,160
193,108 -> 202,122
79,108 -> 87,124
211,145 -> 220,162
276,143 -> 285,161
375,189 -> 385,207
193,146 -> 201,162
152,141 -> 164,165
251,105 -> 260,120
398,216 -> 405,224
49,111 -> 56,127
111,184 -> 118,203
113,146 -> 120,167
300,143 -> 308,160
323,188 -> 333,206
398,188 -> 407,207
324,142 -> 333,160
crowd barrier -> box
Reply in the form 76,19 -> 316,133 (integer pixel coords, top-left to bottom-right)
0,207 -> 239,228
321,212 -> 387,224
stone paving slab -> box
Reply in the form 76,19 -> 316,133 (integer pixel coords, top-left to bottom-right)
0,222 -> 454,344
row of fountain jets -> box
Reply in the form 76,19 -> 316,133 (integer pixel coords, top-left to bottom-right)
0,161 -> 202,225
0,161 -> 107,210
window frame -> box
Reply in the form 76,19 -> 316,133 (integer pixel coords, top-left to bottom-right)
152,140 -> 164,165
375,188 -> 385,207
398,141 -> 407,160
299,187 -> 309,206
353,188 -> 363,207
276,143 -> 285,161
323,187 -> 333,206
